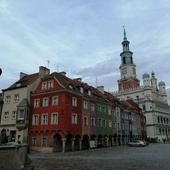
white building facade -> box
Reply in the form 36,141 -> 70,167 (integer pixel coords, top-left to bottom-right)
113,28 -> 170,142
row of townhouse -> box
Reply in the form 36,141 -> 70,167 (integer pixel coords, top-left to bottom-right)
0,66 -> 147,152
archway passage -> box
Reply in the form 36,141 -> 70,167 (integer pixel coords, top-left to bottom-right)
1,129 -> 8,144
75,134 -> 81,151
66,134 -> 73,151
53,133 -> 62,152
82,134 -> 89,150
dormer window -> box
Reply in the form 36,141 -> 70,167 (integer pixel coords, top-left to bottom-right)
88,90 -> 91,96
42,82 -> 47,90
16,83 -> 21,87
80,87 -> 83,93
48,81 -> 53,89
69,85 -> 73,89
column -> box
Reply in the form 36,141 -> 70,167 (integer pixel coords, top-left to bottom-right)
112,137 -> 114,146
62,138 -> 66,153
71,138 -> 75,151
95,138 -> 98,148
79,138 -> 82,150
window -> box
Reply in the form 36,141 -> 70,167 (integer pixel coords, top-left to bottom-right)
84,116 -> 88,126
42,114 -> 48,125
103,106 -> 106,113
91,118 -> 95,127
32,115 -> 39,125
18,109 -> 24,120
43,98 -> 49,107
72,114 -> 77,124
142,105 -> 146,111
6,96 -> 11,104
12,111 -> 17,119
48,81 -> 53,88
14,94 -> 19,102
52,96 -> 58,106
109,120 -> 112,128
98,105 -> 101,112
103,119 -> 106,127
91,104 -> 95,111
51,113 -> 58,124
34,99 -> 40,107
83,102 -> 88,110
42,137 -> 47,146
32,138 -> 37,146
80,87 -> 83,93
10,131 -> 16,142
42,82 -> 47,90
108,108 -> 111,115
4,112 -> 9,120
98,118 -> 102,127
72,97 -> 77,107
117,123 -> 120,129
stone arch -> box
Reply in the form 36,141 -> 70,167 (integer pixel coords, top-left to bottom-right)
53,133 -> 62,152
66,134 -> 73,151
74,134 -> 81,151
82,134 -> 89,149
90,134 -> 96,140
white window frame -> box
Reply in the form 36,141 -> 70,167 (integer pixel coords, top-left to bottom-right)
72,97 -> 77,107
32,114 -> 39,125
42,82 -> 47,90
91,118 -> 95,127
103,119 -> 106,127
83,102 -> 88,110
84,116 -> 88,126
48,81 -> 53,89
32,138 -> 37,146
42,137 -> 47,146
51,113 -> 58,124
91,104 -> 95,111
18,109 -> 24,120
42,114 -> 48,125
108,108 -> 111,115
98,118 -> 102,127
14,94 -> 19,103
6,96 -> 11,104
43,98 -> 49,107
109,120 -> 112,128
98,105 -> 101,112
52,96 -> 59,106
34,99 -> 40,108
72,113 -> 77,124
4,112 -> 9,120
12,111 -> 17,120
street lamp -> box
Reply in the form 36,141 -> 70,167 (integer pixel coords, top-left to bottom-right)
136,95 -> 139,105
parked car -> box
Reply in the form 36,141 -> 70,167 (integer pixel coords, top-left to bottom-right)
128,140 -> 147,147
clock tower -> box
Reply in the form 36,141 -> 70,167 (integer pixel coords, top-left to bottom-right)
118,27 -> 140,91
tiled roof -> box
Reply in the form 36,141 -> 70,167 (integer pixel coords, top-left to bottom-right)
17,98 -> 29,107
3,73 -> 39,91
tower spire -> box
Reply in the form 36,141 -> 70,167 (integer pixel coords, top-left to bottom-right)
123,26 -> 127,41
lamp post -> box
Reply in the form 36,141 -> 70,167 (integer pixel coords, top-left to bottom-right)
136,95 -> 139,105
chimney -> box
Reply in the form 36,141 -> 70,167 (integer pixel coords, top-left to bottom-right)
74,78 -> 82,82
39,66 -> 50,77
97,86 -> 104,94
59,71 -> 66,76
20,72 -> 28,79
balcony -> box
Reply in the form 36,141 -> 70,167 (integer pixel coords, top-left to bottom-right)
16,119 -> 28,131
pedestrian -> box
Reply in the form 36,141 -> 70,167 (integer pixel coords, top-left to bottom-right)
163,138 -> 166,144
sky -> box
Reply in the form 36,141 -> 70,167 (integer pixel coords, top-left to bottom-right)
0,0 -> 170,102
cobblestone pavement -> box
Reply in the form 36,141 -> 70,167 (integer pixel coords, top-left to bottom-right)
29,143 -> 170,170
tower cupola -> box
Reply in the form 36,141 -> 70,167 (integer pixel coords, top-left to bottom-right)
117,27 -> 140,92
142,72 -> 150,87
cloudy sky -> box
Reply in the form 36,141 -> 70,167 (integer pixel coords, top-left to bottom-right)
0,0 -> 170,100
